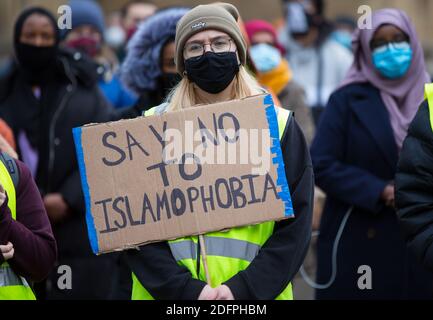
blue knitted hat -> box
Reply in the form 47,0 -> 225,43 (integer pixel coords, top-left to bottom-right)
63,0 -> 105,38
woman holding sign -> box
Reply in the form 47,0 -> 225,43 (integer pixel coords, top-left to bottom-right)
126,3 -> 314,300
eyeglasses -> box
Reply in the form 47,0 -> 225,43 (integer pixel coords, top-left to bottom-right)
184,37 -> 234,60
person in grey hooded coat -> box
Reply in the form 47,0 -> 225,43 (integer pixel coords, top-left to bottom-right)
121,7 -> 189,113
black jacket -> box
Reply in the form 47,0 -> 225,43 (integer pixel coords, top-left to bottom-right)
312,83 -> 433,300
396,100 -> 433,272
0,48 -> 112,257
126,115 -> 314,300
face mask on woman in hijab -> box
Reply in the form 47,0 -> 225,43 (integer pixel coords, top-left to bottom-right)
13,7 -> 60,84
372,41 -> 413,79
370,24 -> 413,80
340,9 -> 430,150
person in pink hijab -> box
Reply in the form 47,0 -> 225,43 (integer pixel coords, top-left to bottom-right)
311,8 -> 433,300
341,8 -> 430,151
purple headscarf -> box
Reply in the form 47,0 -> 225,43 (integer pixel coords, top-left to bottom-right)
341,8 -> 430,150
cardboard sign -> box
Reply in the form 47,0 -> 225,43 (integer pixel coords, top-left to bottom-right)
73,94 -> 294,254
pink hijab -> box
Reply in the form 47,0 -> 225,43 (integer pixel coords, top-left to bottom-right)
341,9 -> 430,150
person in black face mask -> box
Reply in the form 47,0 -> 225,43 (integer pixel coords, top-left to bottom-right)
0,7 -> 118,300
13,8 -> 59,85
121,7 -> 189,114
125,3 -> 314,301
184,47 -> 240,95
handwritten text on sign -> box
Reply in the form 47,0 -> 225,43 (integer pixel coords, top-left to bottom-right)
73,95 -> 293,254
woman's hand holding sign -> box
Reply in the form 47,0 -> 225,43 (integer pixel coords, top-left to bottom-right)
198,285 -> 235,300
198,285 -> 218,300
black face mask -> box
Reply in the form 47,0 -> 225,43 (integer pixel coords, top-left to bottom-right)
15,43 -> 57,72
185,51 -> 240,94
160,72 -> 182,94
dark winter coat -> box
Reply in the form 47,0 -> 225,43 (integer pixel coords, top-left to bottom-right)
311,82 -> 433,300
0,48 -> 119,299
396,100 -> 433,274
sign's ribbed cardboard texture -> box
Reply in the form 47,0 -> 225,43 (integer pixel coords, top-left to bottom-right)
73,94 -> 294,254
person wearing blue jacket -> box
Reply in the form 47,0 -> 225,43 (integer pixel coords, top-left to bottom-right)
311,9 -> 433,299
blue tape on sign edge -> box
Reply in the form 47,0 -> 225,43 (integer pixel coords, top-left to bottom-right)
73,127 -> 100,254
263,94 -> 294,218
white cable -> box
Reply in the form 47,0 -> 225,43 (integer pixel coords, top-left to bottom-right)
300,206 -> 353,290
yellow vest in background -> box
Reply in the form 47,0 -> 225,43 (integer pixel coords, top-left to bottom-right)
0,157 -> 36,300
425,84 -> 433,131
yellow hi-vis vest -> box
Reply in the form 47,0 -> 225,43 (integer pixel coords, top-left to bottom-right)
0,155 -> 36,300
425,84 -> 433,131
131,104 -> 294,300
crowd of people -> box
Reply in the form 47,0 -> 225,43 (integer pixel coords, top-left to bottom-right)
0,0 -> 433,300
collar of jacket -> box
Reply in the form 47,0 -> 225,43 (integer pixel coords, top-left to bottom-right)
345,83 -> 399,168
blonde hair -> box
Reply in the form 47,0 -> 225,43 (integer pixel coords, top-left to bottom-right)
165,66 -> 263,112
